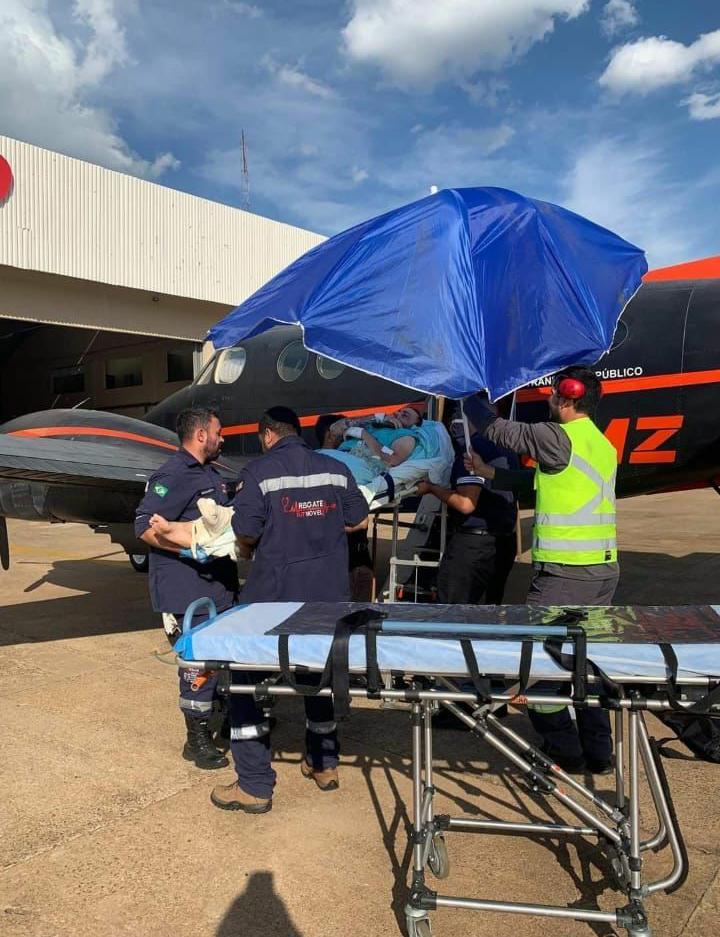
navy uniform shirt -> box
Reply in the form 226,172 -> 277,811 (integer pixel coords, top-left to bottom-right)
231,435 -> 368,602
134,448 -> 238,615
449,433 -> 518,536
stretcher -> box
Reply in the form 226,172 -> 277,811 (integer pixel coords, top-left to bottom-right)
176,600 -> 720,937
369,493 -> 447,602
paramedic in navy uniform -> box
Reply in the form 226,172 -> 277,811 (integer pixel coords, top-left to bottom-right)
135,408 -> 238,770
210,406 -> 369,815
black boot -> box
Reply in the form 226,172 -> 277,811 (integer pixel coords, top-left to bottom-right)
182,715 -> 230,769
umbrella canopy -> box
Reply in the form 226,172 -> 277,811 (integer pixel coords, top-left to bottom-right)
208,187 -> 647,400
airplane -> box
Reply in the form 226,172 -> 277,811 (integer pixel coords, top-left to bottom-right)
0,255 -> 718,572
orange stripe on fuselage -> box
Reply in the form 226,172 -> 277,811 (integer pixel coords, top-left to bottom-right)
9,426 -> 177,450
222,403 -> 414,437
643,256 -> 720,282
515,368 -> 720,403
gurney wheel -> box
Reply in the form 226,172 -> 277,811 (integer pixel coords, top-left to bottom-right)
427,833 -> 450,880
406,914 -> 432,937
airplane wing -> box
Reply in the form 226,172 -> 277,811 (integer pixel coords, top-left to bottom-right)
0,434 -> 164,492
0,435 -> 246,535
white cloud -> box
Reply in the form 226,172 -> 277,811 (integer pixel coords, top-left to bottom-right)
685,90 -> 720,121
563,138 -> 708,266
351,167 -> 369,183
73,0 -> 132,85
342,0 -> 589,88
147,152 -> 181,177
599,30 -> 720,93
223,1 -> 262,17
0,0 -> 178,177
600,0 -> 638,39
263,55 -> 336,99
371,123 -> 518,200
459,76 -> 509,106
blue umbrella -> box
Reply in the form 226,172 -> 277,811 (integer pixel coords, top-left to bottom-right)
208,187 -> 647,400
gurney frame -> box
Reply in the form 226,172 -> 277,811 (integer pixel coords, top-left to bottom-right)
179,604 -> 717,937
402,683 -> 686,937
217,675 -> 689,937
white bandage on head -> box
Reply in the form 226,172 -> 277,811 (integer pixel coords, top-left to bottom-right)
345,426 -> 364,439
381,445 -> 394,456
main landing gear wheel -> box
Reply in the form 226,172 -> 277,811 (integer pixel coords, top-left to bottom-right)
406,914 -> 433,937
129,553 -> 149,573
427,833 -> 450,879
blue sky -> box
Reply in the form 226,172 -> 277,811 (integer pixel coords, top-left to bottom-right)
1,1 -> 719,267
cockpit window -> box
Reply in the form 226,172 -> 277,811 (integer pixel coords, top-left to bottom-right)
316,355 -> 345,380
215,347 -> 247,384
277,341 -> 309,382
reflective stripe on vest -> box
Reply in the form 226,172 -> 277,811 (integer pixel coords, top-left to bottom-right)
532,418 -> 617,566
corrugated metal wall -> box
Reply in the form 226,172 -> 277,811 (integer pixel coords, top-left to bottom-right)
0,136 -> 325,307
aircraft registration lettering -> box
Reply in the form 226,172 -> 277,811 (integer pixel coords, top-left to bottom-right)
604,415 -> 684,464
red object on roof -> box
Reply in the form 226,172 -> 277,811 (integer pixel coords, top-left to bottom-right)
643,255 -> 720,282
0,155 -> 12,202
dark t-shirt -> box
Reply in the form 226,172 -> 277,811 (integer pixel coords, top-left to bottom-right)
449,434 -> 518,536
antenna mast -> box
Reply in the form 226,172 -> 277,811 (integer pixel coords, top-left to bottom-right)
240,130 -> 250,210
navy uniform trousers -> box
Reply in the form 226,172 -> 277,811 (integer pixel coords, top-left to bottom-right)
173,612 -> 222,721
526,570 -> 619,765
229,672 -> 339,799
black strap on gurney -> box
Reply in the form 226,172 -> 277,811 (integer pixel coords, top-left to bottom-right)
541,609 -> 621,706
274,607 -> 602,717
659,643 -> 720,714
277,606 -> 387,719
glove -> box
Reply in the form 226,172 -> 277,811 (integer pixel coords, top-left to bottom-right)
180,546 -> 211,564
344,426 -> 364,440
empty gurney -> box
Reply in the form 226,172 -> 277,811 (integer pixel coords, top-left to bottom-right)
176,600 -> 720,937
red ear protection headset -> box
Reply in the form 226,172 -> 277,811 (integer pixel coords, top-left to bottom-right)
555,377 -> 601,400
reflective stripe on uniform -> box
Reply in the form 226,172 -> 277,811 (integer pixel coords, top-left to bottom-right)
258,473 -> 348,495
178,697 -> 213,713
230,721 -> 271,740
535,536 -> 616,552
533,419 -> 617,566
306,719 -> 337,734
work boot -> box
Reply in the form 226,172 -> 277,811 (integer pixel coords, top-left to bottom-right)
301,759 -> 339,791
586,757 -> 614,776
210,781 -> 272,814
182,715 -> 229,770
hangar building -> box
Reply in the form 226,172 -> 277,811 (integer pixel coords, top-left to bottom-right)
0,136 -> 324,422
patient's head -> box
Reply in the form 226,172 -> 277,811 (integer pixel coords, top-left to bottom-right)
393,406 -> 423,428
314,413 -> 345,449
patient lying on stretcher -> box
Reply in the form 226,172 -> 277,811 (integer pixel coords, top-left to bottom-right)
318,407 -> 454,505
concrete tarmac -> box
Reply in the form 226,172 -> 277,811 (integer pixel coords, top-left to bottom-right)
1,489 -> 719,937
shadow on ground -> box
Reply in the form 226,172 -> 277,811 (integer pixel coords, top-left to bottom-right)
0,557 -> 155,645
217,871 -> 304,937
502,550 -> 720,605
268,699 -> 623,937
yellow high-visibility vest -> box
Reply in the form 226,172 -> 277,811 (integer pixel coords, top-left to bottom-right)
532,417 -> 617,566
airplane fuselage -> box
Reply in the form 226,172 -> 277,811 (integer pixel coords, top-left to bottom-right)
0,275 -> 718,534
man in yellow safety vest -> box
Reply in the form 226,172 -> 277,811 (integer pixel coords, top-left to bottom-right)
463,366 -> 617,774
